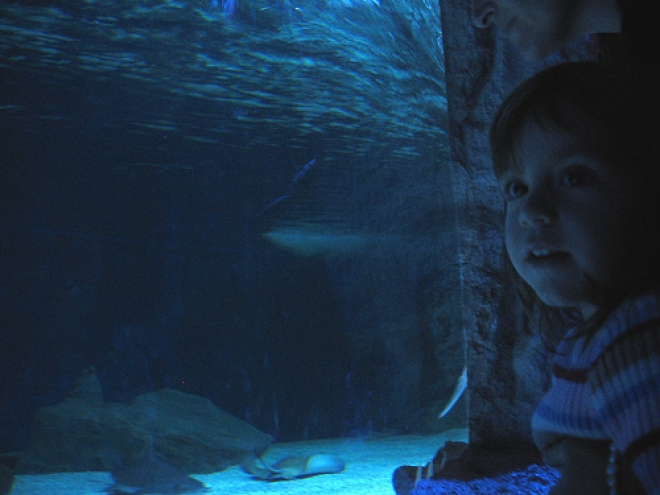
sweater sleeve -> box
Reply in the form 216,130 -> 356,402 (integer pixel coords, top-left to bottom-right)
589,317 -> 660,494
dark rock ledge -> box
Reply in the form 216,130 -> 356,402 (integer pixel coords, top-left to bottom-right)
0,367 -> 272,475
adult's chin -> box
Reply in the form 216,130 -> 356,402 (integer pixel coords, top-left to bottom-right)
506,28 -> 560,62
515,39 -> 557,62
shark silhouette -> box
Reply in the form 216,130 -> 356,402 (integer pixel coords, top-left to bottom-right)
106,453 -> 208,495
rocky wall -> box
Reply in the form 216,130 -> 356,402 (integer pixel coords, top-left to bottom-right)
439,0 -> 602,446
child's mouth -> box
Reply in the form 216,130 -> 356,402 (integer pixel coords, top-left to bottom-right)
528,249 -> 569,262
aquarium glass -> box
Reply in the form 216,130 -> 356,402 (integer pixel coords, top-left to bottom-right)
0,0 -> 465,493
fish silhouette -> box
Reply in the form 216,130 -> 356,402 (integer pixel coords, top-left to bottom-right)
438,366 -> 467,418
106,454 -> 209,495
257,157 -> 318,215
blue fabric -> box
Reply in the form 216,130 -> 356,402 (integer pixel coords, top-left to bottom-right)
410,464 -> 559,495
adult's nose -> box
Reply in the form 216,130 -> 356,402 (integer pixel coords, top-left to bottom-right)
471,0 -> 496,29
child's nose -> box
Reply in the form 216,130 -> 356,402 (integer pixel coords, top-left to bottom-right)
519,189 -> 556,226
471,0 -> 496,29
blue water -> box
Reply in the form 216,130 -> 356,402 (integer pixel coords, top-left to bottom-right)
0,0 -> 457,470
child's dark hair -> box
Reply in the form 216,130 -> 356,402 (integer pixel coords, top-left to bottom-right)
490,61 -> 660,345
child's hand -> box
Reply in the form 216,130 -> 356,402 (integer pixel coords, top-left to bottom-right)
543,437 -> 610,495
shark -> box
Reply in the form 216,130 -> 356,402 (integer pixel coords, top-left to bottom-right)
105,454 -> 209,495
262,224 -> 367,258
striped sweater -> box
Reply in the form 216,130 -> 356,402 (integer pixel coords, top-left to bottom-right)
532,290 -> 660,494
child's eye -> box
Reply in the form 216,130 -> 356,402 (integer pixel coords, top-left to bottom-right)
503,180 -> 527,200
560,166 -> 596,187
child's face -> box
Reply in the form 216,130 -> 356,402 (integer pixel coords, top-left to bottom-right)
500,118 -> 648,319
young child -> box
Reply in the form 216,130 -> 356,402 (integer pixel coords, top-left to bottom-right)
489,61 -> 660,494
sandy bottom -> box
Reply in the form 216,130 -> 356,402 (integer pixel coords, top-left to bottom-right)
10,428 -> 468,495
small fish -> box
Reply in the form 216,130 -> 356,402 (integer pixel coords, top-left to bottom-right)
257,158 -> 318,216
105,454 -> 209,495
290,157 -> 317,186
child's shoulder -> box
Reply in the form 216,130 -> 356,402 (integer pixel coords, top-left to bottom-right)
585,289 -> 660,361
559,290 -> 660,365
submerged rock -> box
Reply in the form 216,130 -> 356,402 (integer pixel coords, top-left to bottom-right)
13,371 -> 272,474
0,464 -> 14,495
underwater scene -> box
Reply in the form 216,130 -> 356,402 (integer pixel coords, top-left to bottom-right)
0,0 -> 490,493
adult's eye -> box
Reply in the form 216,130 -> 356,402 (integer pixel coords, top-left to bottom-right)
503,180 -> 527,200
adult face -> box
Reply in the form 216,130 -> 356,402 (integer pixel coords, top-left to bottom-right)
471,0 -> 581,60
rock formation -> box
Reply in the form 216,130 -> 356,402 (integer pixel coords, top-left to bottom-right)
11,368 -> 272,474
440,0 -> 604,448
